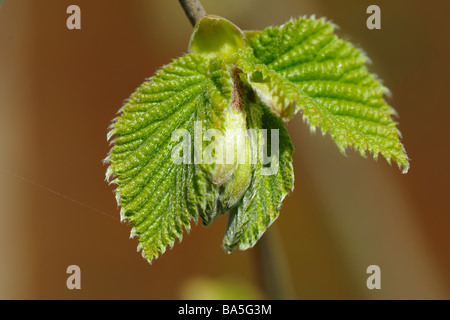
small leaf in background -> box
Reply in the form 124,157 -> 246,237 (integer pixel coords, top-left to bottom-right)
179,276 -> 264,300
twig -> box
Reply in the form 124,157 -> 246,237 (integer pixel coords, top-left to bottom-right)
254,226 -> 296,299
178,0 -> 206,27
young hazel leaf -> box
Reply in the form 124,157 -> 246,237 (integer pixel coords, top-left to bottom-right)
107,54 -> 233,262
224,102 -> 294,252
240,17 -> 409,173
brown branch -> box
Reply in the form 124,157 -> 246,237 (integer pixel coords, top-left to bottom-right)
178,0 -> 206,27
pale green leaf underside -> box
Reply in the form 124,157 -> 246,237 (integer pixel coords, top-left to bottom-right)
242,17 -> 409,173
224,104 -> 294,252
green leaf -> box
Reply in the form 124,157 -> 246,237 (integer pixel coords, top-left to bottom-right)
106,54 -> 232,262
107,15 -> 410,263
224,102 -> 294,252
240,17 -> 409,173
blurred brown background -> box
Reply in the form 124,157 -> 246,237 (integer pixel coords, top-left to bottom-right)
1,0 -> 449,299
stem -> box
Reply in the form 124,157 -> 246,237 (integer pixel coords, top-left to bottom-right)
254,226 -> 295,299
178,0 -> 206,27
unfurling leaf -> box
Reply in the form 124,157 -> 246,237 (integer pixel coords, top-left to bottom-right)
106,15 -> 409,263
224,103 -> 294,252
